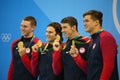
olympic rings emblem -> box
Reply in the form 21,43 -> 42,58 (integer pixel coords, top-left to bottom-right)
1,33 -> 11,42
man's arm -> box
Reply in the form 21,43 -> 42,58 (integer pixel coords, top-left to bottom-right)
100,34 -> 117,80
52,50 -> 63,75
7,58 -> 13,80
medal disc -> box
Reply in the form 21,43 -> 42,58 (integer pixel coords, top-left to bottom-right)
26,48 -> 30,53
18,41 -> 24,48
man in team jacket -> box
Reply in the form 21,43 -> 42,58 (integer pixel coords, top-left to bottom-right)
31,22 -> 64,80
60,16 -> 91,80
7,16 -> 39,80
83,10 -> 119,80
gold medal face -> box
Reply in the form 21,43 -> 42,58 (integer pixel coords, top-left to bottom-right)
55,35 -> 60,41
18,41 -> 24,48
26,48 -> 30,53
37,40 -> 42,47
72,40 -> 75,46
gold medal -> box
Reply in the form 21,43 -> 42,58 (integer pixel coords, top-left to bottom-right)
37,40 -> 42,47
55,35 -> 60,41
18,41 -> 24,48
26,48 -> 30,53
72,40 -> 75,47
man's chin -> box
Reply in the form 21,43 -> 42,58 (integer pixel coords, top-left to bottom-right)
85,29 -> 89,32
47,39 -> 54,43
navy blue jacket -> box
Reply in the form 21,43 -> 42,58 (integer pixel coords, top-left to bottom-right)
32,43 -> 63,80
87,30 -> 119,80
62,36 -> 91,80
8,36 -> 39,80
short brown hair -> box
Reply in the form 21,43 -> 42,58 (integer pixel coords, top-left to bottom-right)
61,16 -> 78,31
47,22 -> 63,42
83,10 -> 103,26
23,16 -> 37,27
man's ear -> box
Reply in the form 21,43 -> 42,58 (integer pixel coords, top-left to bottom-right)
72,25 -> 77,31
95,20 -> 99,26
32,25 -> 35,31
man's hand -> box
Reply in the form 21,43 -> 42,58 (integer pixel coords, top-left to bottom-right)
18,47 -> 26,57
69,45 -> 79,57
32,44 -> 39,52
53,40 -> 61,51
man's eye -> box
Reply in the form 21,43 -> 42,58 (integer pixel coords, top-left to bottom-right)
21,25 -> 28,28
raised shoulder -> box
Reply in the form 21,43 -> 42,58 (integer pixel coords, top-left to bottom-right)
81,36 -> 92,44
33,37 -> 40,43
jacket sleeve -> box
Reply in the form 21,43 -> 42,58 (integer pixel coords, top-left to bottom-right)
100,34 -> 117,80
52,50 -> 63,75
7,57 -> 13,80
21,37 -> 40,77
7,39 -> 19,80
31,51 -> 39,77
73,36 -> 91,73
73,54 -> 87,73
21,54 -> 33,75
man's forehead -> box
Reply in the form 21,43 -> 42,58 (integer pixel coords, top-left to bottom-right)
61,23 -> 70,27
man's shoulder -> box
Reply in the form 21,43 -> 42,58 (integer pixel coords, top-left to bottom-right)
12,38 -> 21,44
33,37 -> 41,43
100,30 -> 115,39
78,36 -> 91,44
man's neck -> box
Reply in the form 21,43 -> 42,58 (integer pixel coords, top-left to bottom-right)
69,32 -> 80,39
23,33 -> 34,38
48,41 -> 54,45
90,27 -> 103,35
